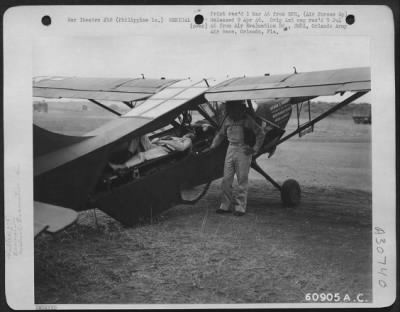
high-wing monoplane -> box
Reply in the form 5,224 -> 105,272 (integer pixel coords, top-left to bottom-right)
33,67 -> 371,237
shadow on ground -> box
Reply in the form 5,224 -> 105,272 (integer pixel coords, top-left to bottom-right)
35,181 -> 372,304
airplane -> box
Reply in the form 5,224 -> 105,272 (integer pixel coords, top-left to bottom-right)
32,67 -> 371,237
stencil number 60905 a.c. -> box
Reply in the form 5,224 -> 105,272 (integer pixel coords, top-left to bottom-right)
305,293 -> 341,302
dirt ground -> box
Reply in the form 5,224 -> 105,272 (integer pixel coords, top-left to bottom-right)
34,116 -> 372,305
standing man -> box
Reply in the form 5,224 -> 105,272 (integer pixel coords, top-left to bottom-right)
209,100 -> 265,216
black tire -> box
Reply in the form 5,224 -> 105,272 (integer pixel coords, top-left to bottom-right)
281,179 -> 301,207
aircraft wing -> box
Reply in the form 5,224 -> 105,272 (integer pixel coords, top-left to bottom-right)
34,78 -> 221,209
33,76 -> 180,102
35,78 -> 215,175
204,67 -> 371,102
34,201 -> 78,237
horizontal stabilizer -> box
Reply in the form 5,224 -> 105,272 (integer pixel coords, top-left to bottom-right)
34,201 -> 78,237
34,125 -> 94,157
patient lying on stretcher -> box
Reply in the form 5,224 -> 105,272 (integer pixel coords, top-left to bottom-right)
109,132 -> 195,170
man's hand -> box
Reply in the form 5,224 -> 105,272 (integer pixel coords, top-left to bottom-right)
202,146 -> 213,154
244,147 -> 255,156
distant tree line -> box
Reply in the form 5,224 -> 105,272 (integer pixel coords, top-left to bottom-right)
308,101 -> 371,117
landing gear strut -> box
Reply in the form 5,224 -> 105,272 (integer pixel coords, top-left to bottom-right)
251,160 -> 301,207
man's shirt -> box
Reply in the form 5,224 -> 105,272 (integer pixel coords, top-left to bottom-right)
215,113 -> 265,153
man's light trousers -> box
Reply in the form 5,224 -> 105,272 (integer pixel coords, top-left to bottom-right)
219,145 -> 253,213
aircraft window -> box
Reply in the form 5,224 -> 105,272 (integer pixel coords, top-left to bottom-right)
199,102 -> 215,117
189,111 -> 204,123
197,101 -> 227,124
177,110 -> 193,126
213,102 -> 227,124
132,100 -> 145,108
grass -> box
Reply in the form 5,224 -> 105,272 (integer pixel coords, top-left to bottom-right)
35,183 -> 372,304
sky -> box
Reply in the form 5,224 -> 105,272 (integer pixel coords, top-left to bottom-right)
33,34 -> 371,103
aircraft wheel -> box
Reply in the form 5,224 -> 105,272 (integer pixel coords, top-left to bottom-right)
281,179 -> 301,207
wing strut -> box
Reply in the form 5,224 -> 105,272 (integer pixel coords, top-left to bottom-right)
88,99 -> 121,116
295,99 -> 314,137
251,160 -> 281,191
277,91 -> 368,145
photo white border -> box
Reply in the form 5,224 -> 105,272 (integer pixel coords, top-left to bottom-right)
3,5 -> 396,309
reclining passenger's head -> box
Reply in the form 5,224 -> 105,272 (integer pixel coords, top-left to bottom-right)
193,121 -> 214,137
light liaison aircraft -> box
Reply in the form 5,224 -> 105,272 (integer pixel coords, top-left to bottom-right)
32,67 -> 370,237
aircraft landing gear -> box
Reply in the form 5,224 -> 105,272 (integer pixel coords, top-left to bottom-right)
281,179 -> 301,206
251,160 -> 301,207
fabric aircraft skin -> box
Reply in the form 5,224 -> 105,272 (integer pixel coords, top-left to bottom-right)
34,202 -> 78,237
32,67 -> 371,235
204,67 -> 370,102
33,76 -> 180,102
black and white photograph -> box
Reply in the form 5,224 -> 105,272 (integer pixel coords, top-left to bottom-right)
3,5 -> 396,309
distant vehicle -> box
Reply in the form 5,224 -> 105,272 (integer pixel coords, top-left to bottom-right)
352,105 -> 371,124
33,100 -> 48,113
32,67 -> 371,237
